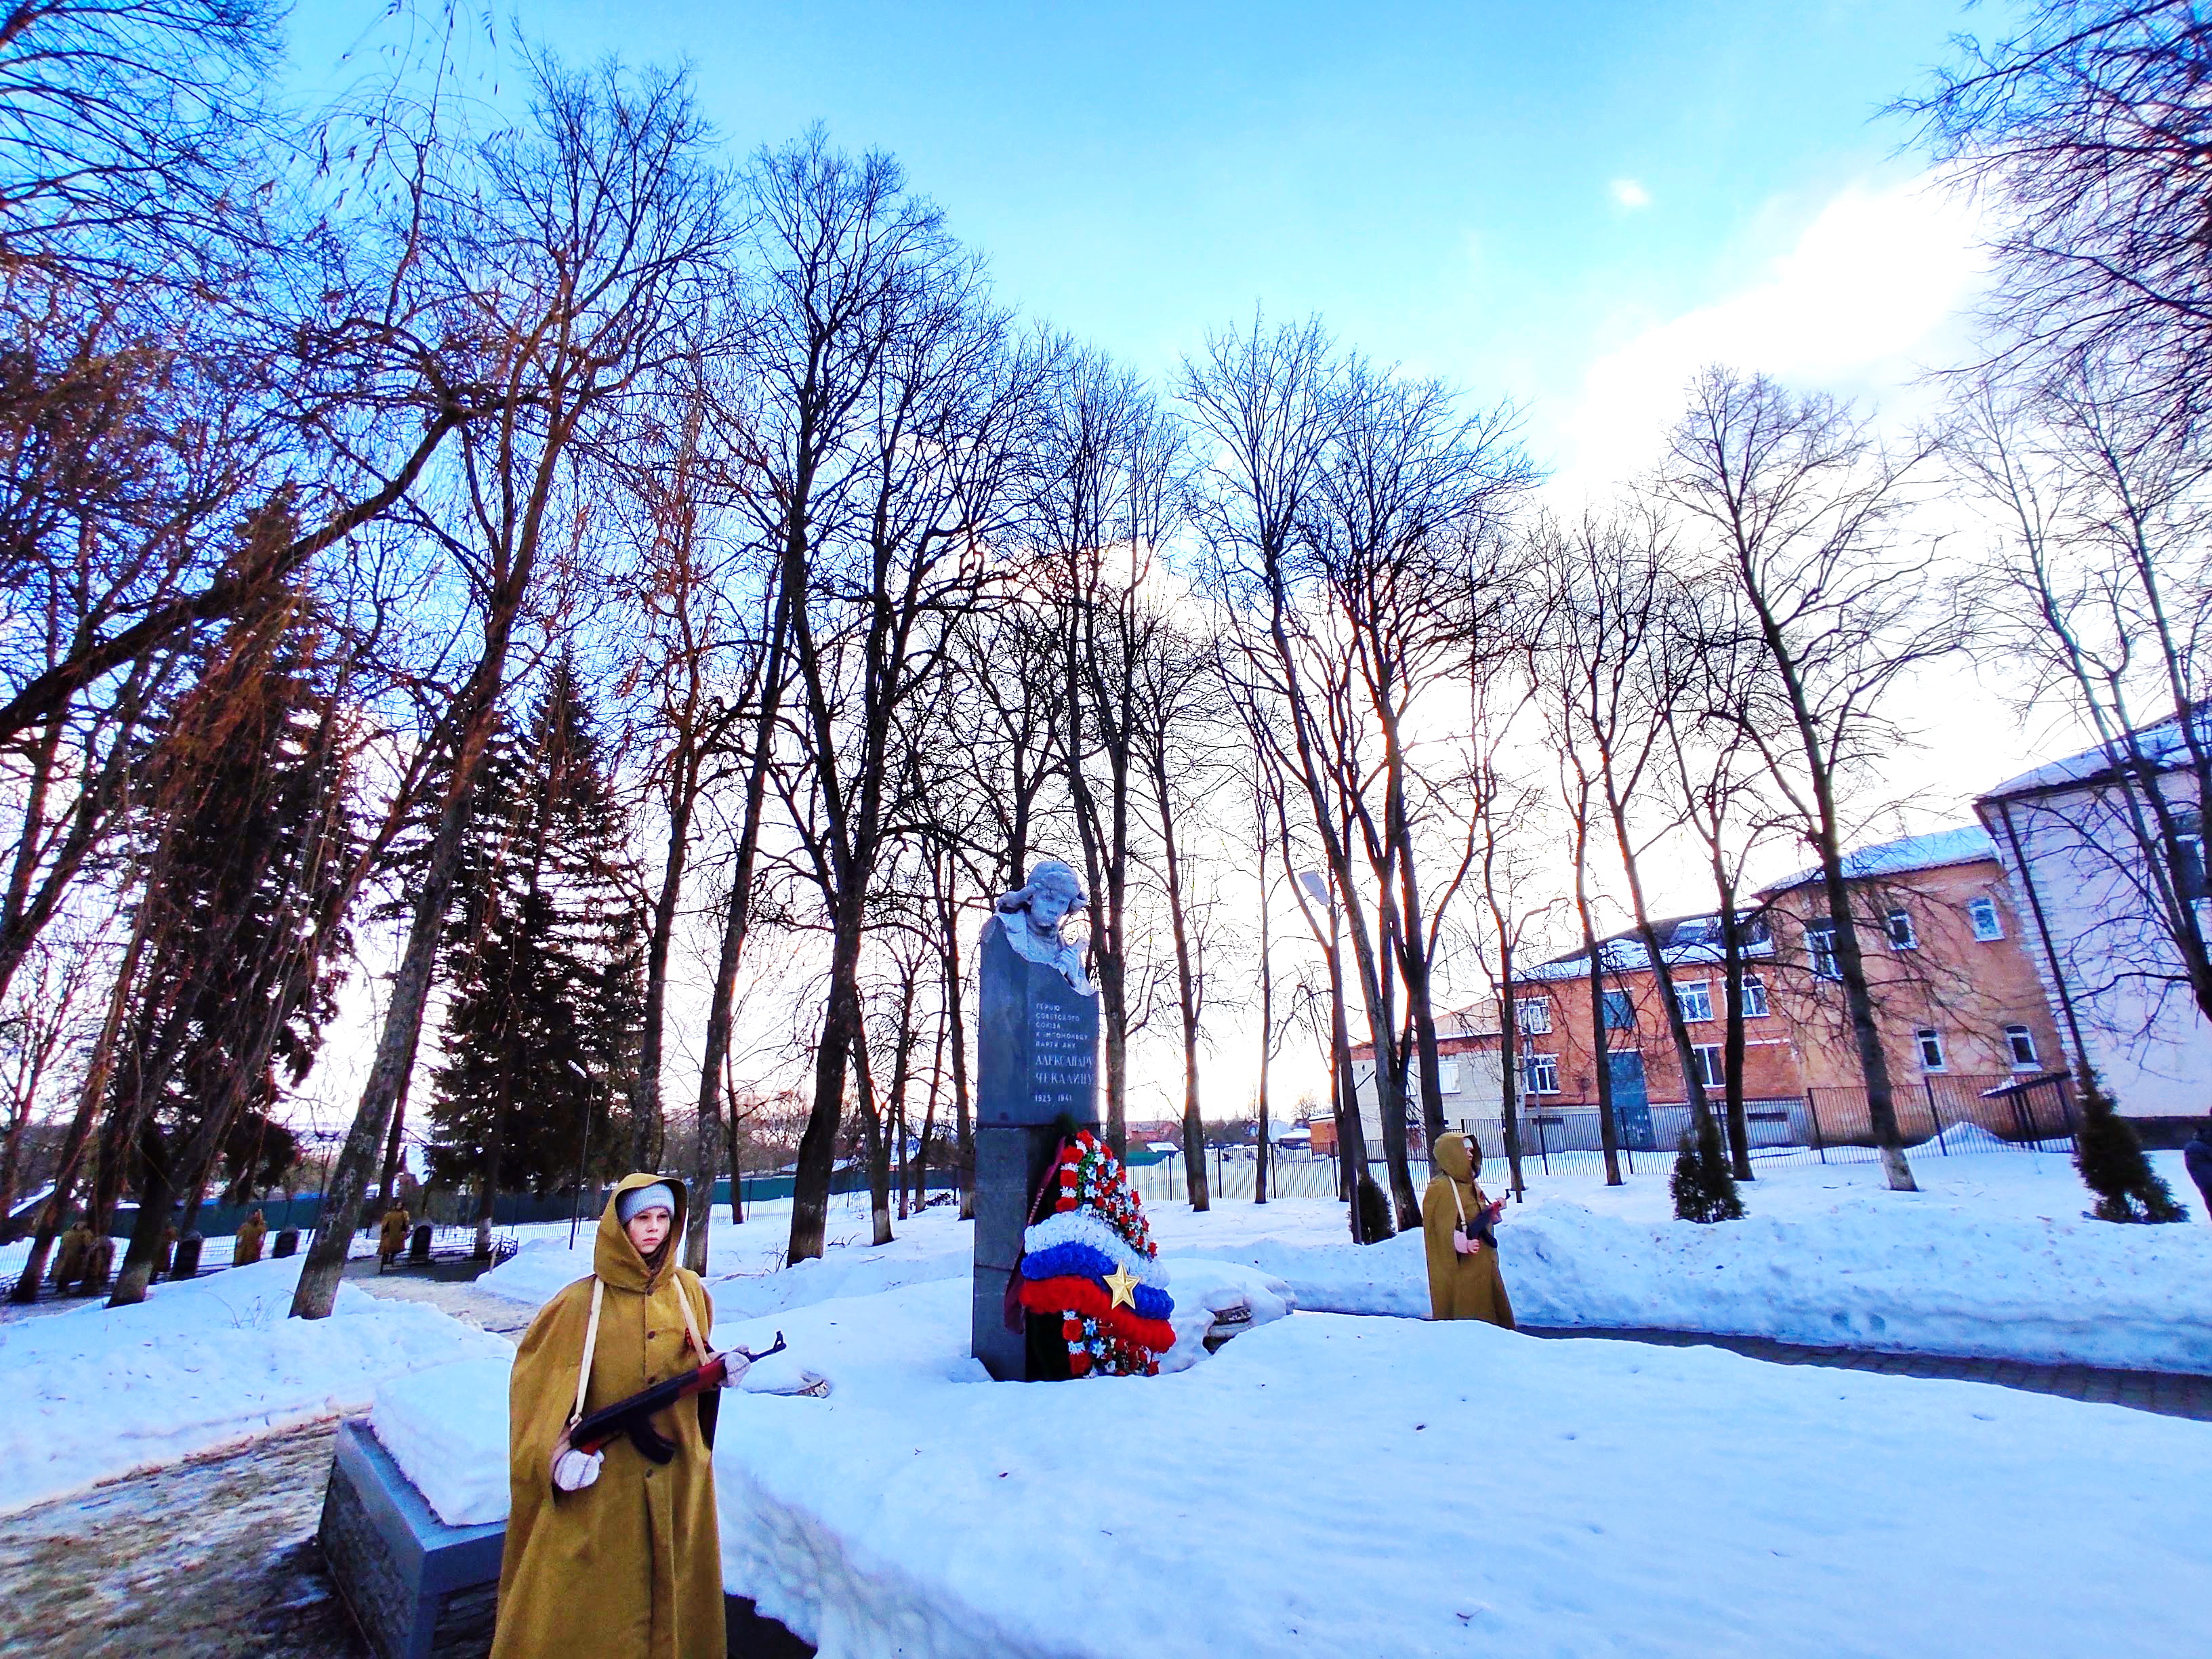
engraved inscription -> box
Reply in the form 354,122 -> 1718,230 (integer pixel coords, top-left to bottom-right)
1030,998 -> 1096,1108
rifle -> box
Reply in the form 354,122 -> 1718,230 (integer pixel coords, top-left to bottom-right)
569,1333 -> 787,1466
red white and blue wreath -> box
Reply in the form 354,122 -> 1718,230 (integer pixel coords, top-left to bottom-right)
1016,1129 -> 1174,1376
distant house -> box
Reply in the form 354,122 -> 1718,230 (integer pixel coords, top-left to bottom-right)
1977,712 -> 2212,1130
1345,1002 -> 1510,1155
1485,827 -> 2067,1151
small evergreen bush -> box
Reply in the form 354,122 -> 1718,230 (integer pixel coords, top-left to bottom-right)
1671,1109 -> 1745,1223
2074,1070 -> 2188,1223
1355,1170 -> 1396,1243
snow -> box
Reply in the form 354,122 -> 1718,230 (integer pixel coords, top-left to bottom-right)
0,1256 -> 512,1516
1152,1150 -> 2212,1372
1762,823 -> 1999,893
371,1357 -> 514,1527
472,1150 -> 2212,1376
710,1277 -> 2212,1658
1153,1259 -> 1295,1374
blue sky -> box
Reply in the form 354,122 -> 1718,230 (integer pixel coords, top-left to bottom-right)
289,1 -> 2022,476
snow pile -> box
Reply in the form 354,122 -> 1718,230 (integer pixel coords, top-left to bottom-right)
371,1357 -> 515,1527
712,1278 -> 2212,1657
475,1236 -> 594,1308
1153,1258 -> 1294,1374
1155,1154 -> 2212,1372
0,1256 -> 512,1515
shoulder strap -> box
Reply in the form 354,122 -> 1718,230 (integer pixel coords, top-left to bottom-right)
569,1278 -> 605,1429
673,1271 -> 709,1362
1449,1176 -> 1467,1226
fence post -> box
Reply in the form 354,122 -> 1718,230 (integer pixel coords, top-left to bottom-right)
1925,1079 -> 1947,1155
1536,1116 -> 1549,1177
1807,1092 -> 1826,1164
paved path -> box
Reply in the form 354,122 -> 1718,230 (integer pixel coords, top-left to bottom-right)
1525,1325 -> 2212,1422
0,1422 -> 357,1658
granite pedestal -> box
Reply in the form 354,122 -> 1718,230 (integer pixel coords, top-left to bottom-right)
318,1418 -> 817,1658
972,915 -> 1101,1382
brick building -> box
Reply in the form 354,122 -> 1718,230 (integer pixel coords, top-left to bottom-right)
1495,827 -> 2069,1148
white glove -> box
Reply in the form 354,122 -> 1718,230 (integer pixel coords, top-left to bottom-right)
552,1446 -> 603,1492
716,1350 -> 753,1389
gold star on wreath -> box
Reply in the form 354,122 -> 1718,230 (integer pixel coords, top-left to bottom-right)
1103,1264 -> 1139,1310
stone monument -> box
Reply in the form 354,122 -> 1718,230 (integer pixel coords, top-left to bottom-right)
972,859 -> 1101,1381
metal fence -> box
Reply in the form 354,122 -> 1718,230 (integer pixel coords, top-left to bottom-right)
1120,1071 -> 2081,1206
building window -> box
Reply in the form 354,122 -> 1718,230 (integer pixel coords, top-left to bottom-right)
1916,1028 -> 1947,1072
1515,997 -> 1550,1035
1437,1057 -> 1461,1094
1692,1044 -> 1724,1089
2004,1025 -> 2039,1069
1807,922 -> 1839,979
1740,974 -> 1769,1019
1602,988 -> 1635,1029
1968,897 -> 2004,941
1523,1054 -> 1560,1095
2179,832 -> 2209,903
1887,908 -> 1919,950
1675,980 -> 1713,1023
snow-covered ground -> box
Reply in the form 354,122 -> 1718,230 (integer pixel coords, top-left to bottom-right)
0,1256 -> 511,1516
482,1147 -> 2212,1374
710,1276 -> 2212,1659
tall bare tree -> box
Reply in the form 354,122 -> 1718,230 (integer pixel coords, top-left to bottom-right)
1659,367 -> 1965,1195
293,56 -> 730,1317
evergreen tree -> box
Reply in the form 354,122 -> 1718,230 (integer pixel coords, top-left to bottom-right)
1671,1110 -> 1745,1224
105,579 -> 358,1303
429,658 -> 640,1236
2074,1069 -> 2186,1223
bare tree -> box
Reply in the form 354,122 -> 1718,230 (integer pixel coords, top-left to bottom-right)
293,55 -> 731,1317
1904,2 -> 2212,399
764,135 -> 1044,1265
1950,352 -> 2212,1044
1659,367 -> 1965,1194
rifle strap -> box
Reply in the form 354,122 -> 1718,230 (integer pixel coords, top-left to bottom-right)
673,1271 -> 708,1362
569,1278 -> 605,1431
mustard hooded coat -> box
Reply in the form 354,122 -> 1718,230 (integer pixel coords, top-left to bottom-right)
232,1212 -> 267,1266
1421,1132 -> 1515,1327
490,1174 -> 724,1659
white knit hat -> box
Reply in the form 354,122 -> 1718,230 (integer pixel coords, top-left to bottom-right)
616,1182 -> 677,1225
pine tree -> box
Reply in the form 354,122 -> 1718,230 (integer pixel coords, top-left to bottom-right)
2074,1069 -> 2186,1223
104,580 -> 358,1303
429,659 -> 640,1240
1671,1109 -> 1745,1224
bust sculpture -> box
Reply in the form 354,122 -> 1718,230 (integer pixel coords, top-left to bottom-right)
991,859 -> 1092,992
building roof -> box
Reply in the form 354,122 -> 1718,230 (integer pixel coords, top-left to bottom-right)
1517,912 -> 1774,985
1757,825 -> 1997,898
1978,706 -> 2212,804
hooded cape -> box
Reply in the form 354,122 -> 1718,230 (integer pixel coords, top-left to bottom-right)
1421,1132 -> 1515,1327
490,1173 -> 723,1659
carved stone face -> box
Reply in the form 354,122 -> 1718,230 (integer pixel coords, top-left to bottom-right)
1027,883 -> 1075,935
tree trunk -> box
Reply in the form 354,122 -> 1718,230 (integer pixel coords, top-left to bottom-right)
7,909 -> 143,1302
790,916 -> 864,1264
852,1015 -> 893,1248
1574,842 -> 1624,1187
289,659 -> 511,1319
630,747 -> 699,1171
1496,939 -> 1526,1201
376,1066 -> 411,1213
1715,863 -> 1753,1181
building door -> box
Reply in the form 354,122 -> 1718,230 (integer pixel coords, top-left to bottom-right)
1607,1050 -> 1656,1151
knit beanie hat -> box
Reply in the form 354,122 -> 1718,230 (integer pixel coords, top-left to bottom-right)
617,1182 -> 677,1226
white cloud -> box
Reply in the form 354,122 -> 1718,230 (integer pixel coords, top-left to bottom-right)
1609,177 -> 1652,209
1555,171 -> 1986,498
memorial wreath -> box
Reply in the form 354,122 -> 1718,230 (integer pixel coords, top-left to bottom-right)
1017,1129 -> 1175,1375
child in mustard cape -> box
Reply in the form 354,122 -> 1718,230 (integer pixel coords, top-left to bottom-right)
491,1174 -> 733,1659
1422,1131 -> 1516,1328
